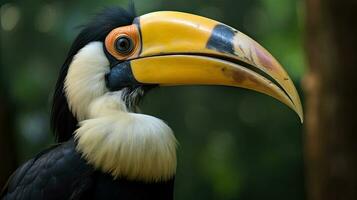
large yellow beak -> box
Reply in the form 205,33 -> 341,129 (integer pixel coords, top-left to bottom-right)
126,11 -> 303,122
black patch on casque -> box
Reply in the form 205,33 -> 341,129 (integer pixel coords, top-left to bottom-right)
206,24 -> 236,55
51,6 -> 137,142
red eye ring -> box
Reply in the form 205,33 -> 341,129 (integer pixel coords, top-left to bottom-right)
105,24 -> 141,60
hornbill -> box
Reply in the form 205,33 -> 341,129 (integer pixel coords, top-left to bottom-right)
1,6 -> 303,200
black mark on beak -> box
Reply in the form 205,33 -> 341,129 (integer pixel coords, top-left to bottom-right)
206,24 -> 235,55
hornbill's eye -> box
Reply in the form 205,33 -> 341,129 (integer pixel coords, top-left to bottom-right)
105,24 -> 141,60
115,35 -> 134,55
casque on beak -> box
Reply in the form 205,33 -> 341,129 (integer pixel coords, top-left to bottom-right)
105,11 -> 303,122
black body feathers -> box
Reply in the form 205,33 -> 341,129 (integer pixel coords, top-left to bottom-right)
1,140 -> 93,200
1,140 -> 175,200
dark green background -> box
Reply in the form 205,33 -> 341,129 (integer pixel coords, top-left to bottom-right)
0,0 -> 305,199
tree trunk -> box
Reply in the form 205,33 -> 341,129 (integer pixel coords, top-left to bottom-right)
304,1 -> 357,200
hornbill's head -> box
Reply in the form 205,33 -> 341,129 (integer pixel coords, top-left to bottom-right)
51,7 -> 303,183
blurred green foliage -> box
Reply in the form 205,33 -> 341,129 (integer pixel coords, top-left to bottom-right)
0,0 -> 306,199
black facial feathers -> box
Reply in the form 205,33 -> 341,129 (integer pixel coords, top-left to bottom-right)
51,6 -> 137,142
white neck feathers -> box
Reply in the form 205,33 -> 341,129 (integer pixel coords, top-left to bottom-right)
65,42 -> 177,182
75,92 -> 177,182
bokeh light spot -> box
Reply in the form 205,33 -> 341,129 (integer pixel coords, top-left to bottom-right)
0,3 -> 21,31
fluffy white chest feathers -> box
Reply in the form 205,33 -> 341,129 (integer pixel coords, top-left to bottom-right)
65,42 -> 177,182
